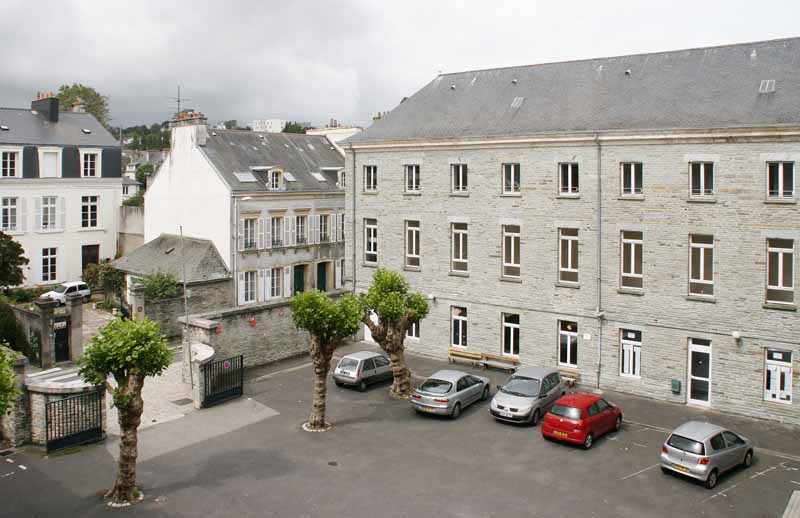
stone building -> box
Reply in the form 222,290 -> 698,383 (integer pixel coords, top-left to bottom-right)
344,38 -> 799,424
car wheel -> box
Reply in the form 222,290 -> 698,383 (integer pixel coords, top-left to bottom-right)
481,386 -> 490,401
357,380 -> 367,392
742,450 -> 753,468
705,469 -> 718,489
583,433 -> 594,450
334,380 -> 344,387
614,415 -> 622,431
451,403 -> 462,420
530,409 -> 541,426
83,296 -> 90,303
660,466 -> 670,475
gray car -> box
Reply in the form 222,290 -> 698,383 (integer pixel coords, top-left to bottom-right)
332,351 -> 392,391
411,370 -> 491,419
490,367 -> 566,425
660,421 -> 754,489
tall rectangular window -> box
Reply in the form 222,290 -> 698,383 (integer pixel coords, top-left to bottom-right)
502,313 -> 520,356
295,215 -> 307,244
621,231 -> 643,289
768,162 -> 794,199
319,214 -> 330,242
451,163 -> 468,193
42,247 -> 57,282
269,170 -> 281,190
559,163 -> 579,195
41,196 -> 57,230
242,217 -> 258,249
621,162 -> 643,195
243,270 -> 257,303
81,196 -> 98,228
620,329 -> 641,378
451,223 -> 468,272
451,306 -> 467,348
559,228 -> 579,283
405,220 -> 420,268
364,218 -> 378,264
502,225 -> 520,278
1,151 -> 19,177
764,349 -> 792,404
1,197 -> 18,231
364,165 -> 377,192
270,267 -> 282,298
689,235 -> 714,296
82,152 -> 98,177
405,164 -> 420,192
407,321 -> 420,339
558,320 -> 578,367
690,162 -> 714,196
767,238 -> 794,304
271,216 -> 283,247
502,163 -> 520,194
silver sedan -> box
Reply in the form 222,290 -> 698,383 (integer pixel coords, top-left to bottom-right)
411,370 -> 490,419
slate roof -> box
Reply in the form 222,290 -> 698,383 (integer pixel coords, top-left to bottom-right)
347,38 -> 800,144
0,109 -> 119,147
113,234 -> 230,284
201,130 -> 344,193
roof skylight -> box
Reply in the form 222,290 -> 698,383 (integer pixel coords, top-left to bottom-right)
310,172 -> 327,182
233,172 -> 257,182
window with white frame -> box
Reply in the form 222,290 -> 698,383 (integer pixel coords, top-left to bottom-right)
405,220 -> 420,268
270,267 -> 282,298
1,197 -> 18,231
502,225 -> 520,278
82,150 -> 99,177
502,313 -> 520,356
269,170 -> 281,190
451,223 -> 468,272
42,247 -> 57,282
364,165 -> 377,192
338,170 -> 346,189
319,214 -> 330,242
243,270 -> 257,303
502,163 -> 520,194
451,306 -> 467,348
242,217 -> 258,249
405,164 -> 420,192
767,162 -> 794,199
1,150 -> 20,177
364,218 -> 378,264
690,162 -> 714,197
767,238 -> 794,304
621,231 -> 643,289
81,196 -> 98,228
621,162 -> 643,195
559,163 -> 579,195
559,228 -> 579,283
764,349 -> 792,404
271,216 -> 283,247
295,215 -> 307,244
407,320 -> 419,339
689,235 -> 714,296
41,196 -> 57,230
558,320 -> 578,367
38,148 -> 60,178
451,163 -> 468,193
620,329 -> 641,377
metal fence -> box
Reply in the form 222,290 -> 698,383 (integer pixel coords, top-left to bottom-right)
45,388 -> 104,453
202,355 -> 244,408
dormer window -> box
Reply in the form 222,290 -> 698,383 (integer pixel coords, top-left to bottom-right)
1,148 -> 22,178
80,149 -> 102,177
269,170 -> 282,190
338,170 -> 346,189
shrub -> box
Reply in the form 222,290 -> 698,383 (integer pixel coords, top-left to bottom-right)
83,262 -> 124,303
1,286 -> 48,304
0,304 -> 30,359
142,271 -> 180,300
122,190 -> 143,207
0,342 -> 18,416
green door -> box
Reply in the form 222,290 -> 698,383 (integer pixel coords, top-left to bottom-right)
294,265 -> 305,293
316,262 -> 327,291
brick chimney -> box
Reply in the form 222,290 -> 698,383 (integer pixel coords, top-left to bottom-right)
169,109 -> 208,146
31,91 -> 59,123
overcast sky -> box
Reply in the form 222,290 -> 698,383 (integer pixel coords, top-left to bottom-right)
1,0 -> 798,129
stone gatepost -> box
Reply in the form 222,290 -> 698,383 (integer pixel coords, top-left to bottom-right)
189,343 -> 215,409
178,316 -> 219,384
35,297 -> 58,369
66,292 -> 84,360
129,285 -> 146,321
0,347 -> 29,447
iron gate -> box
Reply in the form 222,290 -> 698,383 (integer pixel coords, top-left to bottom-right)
202,355 -> 244,408
45,388 -> 104,453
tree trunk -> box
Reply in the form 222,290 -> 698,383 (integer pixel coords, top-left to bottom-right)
106,375 -> 145,505
305,336 -> 333,431
385,328 -> 411,398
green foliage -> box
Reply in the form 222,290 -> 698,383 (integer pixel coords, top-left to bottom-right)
122,190 -> 144,207
0,231 -> 29,289
135,163 -> 154,186
0,286 -> 47,304
0,304 -> 30,359
282,121 -> 307,134
123,125 -> 169,150
142,271 -> 180,300
360,268 -> 429,324
0,342 -> 18,416
290,290 -> 361,343
83,262 -> 124,302
224,120 -> 238,130
57,83 -> 110,128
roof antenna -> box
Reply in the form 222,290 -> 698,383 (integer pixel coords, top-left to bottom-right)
168,85 -> 191,116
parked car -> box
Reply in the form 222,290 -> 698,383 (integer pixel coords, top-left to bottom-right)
411,370 -> 490,419
41,281 -> 91,305
541,392 -> 622,449
490,367 -> 566,425
332,351 -> 392,391
659,421 -> 753,489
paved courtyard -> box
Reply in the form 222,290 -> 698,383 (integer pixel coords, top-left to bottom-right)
2,346 -> 799,517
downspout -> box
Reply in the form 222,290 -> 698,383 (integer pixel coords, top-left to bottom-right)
594,135 -> 604,389
231,195 -> 237,306
350,145 -> 357,294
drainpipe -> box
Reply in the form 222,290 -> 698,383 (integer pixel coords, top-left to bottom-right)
350,145 -> 357,294
595,134 -> 604,389
231,195 -> 237,306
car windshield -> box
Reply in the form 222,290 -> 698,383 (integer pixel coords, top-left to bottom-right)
500,376 -> 539,397
667,434 -> 705,456
53,285 -> 69,294
337,358 -> 359,370
550,404 -> 581,420
418,379 -> 453,395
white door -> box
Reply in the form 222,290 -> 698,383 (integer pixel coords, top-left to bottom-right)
688,339 -> 712,406
764,349 -> 793,403
363,311 -> 378,343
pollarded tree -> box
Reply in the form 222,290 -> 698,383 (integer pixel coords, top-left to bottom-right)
360,268 -> 429,398
290,290 -> 361,431
79,317 -> 171,506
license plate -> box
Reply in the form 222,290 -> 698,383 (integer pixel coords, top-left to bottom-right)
339,371 -> 351,376
499,411 -> 513,418
673,464 -> 690,473
420,406 -> 436,412
553,430 -> 568,438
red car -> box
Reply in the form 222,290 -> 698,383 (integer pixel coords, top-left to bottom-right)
541,392 -> 622,449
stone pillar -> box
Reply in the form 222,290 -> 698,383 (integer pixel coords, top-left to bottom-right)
0,348 -> 29,447
35,297 -> 58,369
66,292 -> 84,360
178,316 -> 218,384
129,285 -> 146,321
189,343 -> 215,409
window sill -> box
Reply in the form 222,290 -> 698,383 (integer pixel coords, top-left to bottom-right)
686,295 -> 716,303
363,191 -> 378,195
450,192 -> 470,197
362,262 -> 378,268
2,230 -> 24,235
558,364 -> 578,371
403,192 -> 422,196
619,373 -> 641,380
449,271 -> 469,278
618,195 -> 645,201
764,198 -> 796,205
617,287 -> 644,296
78,227 -> 104,232
500,276 -> 522,284
687,197 -> 717,204
557,194 -> 581,199
763,398 -> 793,406
763,302 -> 797,312
36,229 -> 65,234
403,266 -> 421,272
556,281 -> 580,289
500,193 -> 522,198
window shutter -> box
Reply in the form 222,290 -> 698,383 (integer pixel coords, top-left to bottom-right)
257,218 -> 265,249
265,218 -> 272,249
334,260 -> 341,289
237,271 -> 246,305
35,197 -> 42,230
338,213 -> 345,242
257,269 -> 264,302
58,197 -> 65,230
237,219 -> 244,252
283,267 -> 291,298
264,268 -> 272,300
19,198 -> 27,232
284,215 -> 292,246
309,215 -> 317,245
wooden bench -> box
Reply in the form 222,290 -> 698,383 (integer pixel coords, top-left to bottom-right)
559,369 -> 580,387
448,348 -> 483,367
480,353 -> 520,372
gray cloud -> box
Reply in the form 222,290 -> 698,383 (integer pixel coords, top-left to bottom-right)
1,0 -> 798,128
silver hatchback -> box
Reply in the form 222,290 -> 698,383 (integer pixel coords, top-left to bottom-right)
490,367 -> 566,425
411,370 -> 491,419
332,351 -> 392,391
660,421 -> 754,489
